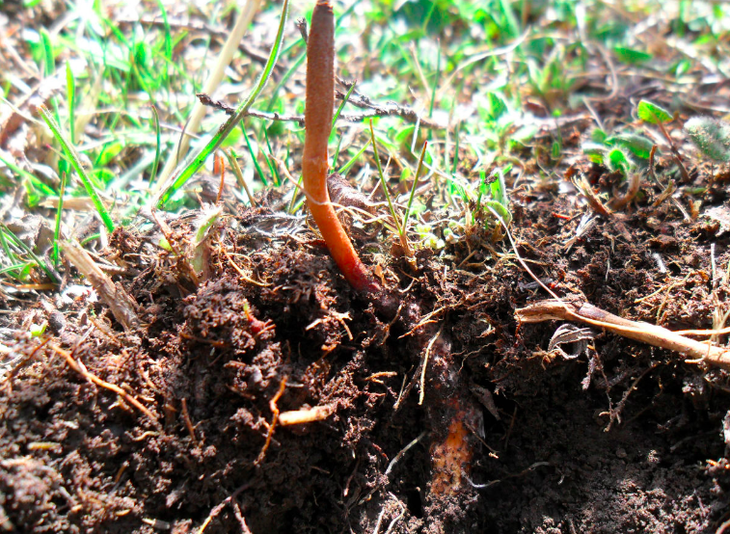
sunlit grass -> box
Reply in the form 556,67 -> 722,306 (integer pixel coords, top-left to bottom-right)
2,0 -> 730,283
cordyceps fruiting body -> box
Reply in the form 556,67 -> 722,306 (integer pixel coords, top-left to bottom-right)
302,0 -> 379,293
423,328 -> 480,532
304,2 -> 478,530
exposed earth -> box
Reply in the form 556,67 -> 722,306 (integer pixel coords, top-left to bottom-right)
3,152 -> 730,533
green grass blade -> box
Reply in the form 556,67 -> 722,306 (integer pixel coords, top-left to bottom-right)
53,171 -> 67,269
0,154 -> 40,183
266,51 -> 306,113
451,121 -> 461,177
402,141 -> 428,232
332,82 -> 356,129
224,149 -> 256,206
65,62 -> 76,145
242,126 -> 268,187
39,104 -> 115,233
369,120 -> 403,238
498,0 -> 521,39
337,138 -> 371,176
0,262 -> 33,278
330,82 -> 357,165
157,0 -> 289,208
40,27 -> 54,76
0,226 -> 14,270
80,233 -> 101,246
422,1 -> 437,33
0,224 -> 60,284
153,0 -> 173,81
149,105 -> 161,184
262,128 -> 281,186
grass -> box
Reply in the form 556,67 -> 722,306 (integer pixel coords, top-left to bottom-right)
1,0 -> 730,284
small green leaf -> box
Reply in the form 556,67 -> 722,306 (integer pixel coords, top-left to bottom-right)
483,200 -> 513,226
93,168 -> 117,185
486,92 -> 507,121
582,142 -> 605,157
219,126 -> 242,149
637,100 -> 672,124
96,141 -> 124,167
30,322 -> 47,337
607,147 -> 631,175
614,46 -> 652,65
591,128 -> 607,143
605,134 -> 654,159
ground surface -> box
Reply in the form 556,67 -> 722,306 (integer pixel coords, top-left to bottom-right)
2,0 -> 730,533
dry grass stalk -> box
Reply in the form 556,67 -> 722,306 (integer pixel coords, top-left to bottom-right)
63,241 -> 140,331
516,298 -> 730,370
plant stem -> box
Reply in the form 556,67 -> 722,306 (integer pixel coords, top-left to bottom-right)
302,0 -> 378,292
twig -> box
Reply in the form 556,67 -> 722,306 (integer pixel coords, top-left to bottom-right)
223,149 -> 257,207
486,204 -> 730,371
609,169 -> 641,210
357,432 -> 426,506
223,249 -> 270,287
195,91 -> 445,129
294,15 -> 443,129
372,496 -> 406,534
572,176 -> 613,218
466,461 -> 551,490
648,144 -> 689,220
1,339 -> 51,392
337,91 -> 443,129
655,119 -> 691,182
516,298 -> 730,370
231,500 -> 253,534
63,241 -> 140,331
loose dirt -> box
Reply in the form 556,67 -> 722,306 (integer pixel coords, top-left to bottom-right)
2,153 -> 730,533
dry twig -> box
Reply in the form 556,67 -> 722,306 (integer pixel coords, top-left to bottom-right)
516,298 -> 730,370
63,241 -> 140,331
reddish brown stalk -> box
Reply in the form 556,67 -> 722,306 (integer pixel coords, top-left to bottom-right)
303,0 -> 379,292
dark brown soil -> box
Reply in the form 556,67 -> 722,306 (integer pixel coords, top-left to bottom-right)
2,159 -> 730,533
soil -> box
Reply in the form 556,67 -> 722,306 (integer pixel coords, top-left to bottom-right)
2,151 -> 730,533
